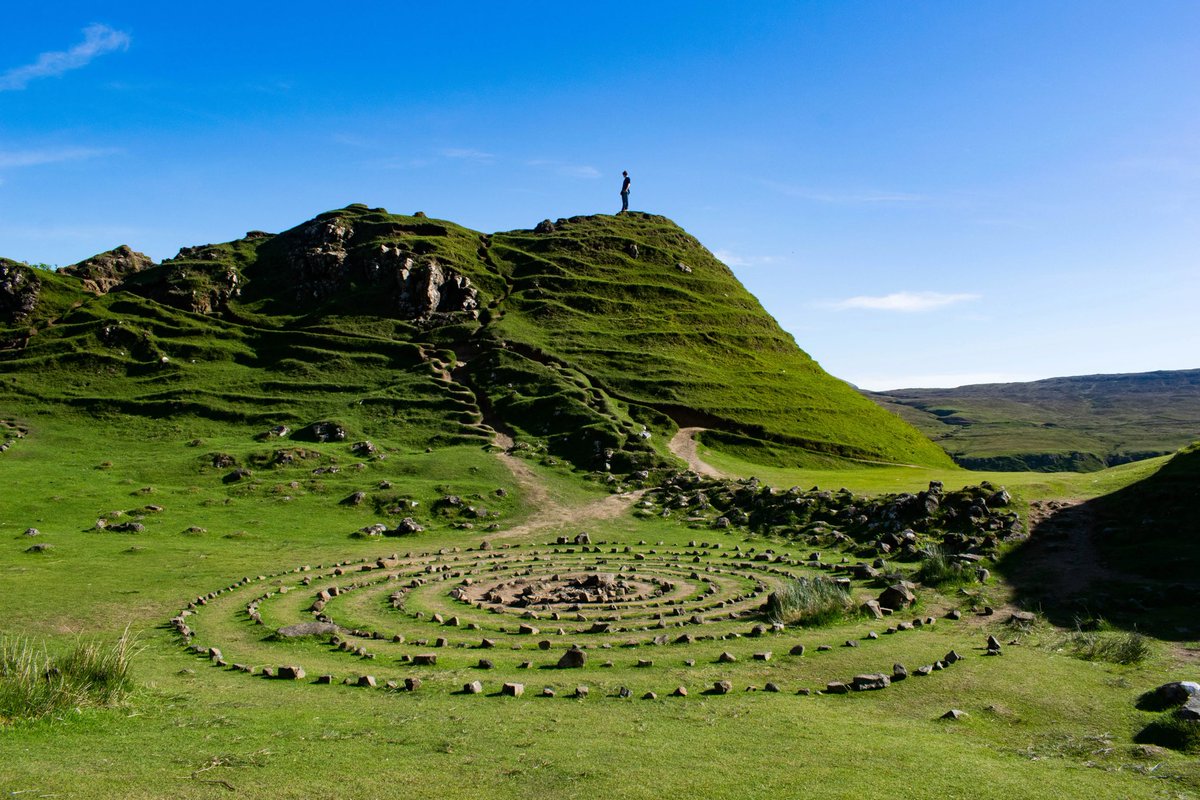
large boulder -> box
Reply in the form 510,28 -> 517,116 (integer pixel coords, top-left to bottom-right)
1139,681 -> 1200,711
557,647 -> 587,669
878,583 -> 916,610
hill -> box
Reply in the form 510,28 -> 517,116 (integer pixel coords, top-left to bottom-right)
0,205 -> 950,473
867,370 -> 1200,471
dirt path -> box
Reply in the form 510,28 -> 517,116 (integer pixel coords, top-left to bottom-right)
668,427 -> 726,478
489,433 -> 644,540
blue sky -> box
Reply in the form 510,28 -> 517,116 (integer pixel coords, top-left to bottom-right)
2,2 -> 1197,389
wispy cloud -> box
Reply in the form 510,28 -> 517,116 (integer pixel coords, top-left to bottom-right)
441,147 -> 495,162
527,159 -> 602,179
826,291 -> 980,313
0,146 -> 119,169
713,249 -> 780,269
762,179 -> 924,205
0,24 -> 131,91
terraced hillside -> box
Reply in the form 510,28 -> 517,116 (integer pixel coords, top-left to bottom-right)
0,205 -> 951,471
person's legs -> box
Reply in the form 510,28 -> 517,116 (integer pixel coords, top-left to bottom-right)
620,192 -> 629,212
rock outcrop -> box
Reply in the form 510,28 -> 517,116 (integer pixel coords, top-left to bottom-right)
60,245 -> 154,295
0,263 -> 41,324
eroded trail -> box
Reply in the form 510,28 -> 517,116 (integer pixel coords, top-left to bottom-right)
667,427 -> 726,478
490,433 -> 644,540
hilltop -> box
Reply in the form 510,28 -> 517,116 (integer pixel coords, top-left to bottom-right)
867,370 -> 1200,472
0,205 -> 950,472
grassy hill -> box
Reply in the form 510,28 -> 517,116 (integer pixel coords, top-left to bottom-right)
4,210 -> 1200,797
0,205 -> 951,472
867,370 -> 1200,472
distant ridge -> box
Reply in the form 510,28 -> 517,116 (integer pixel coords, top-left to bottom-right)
868,369 -> 1200,471
0,205 -> 951,472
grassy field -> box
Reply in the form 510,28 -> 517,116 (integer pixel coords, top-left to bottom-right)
2,411 -> 1198,799
1,210 -> 1196,798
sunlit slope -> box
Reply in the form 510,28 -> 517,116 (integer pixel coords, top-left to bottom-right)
0,206 -> 950,469
489,213 -> 952,466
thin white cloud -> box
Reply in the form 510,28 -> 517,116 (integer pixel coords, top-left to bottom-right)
0,146 -> 119,169
827,291 -> 980,313
0,24 -> 131,91
527,159 -> 602,179
762,179 -> 923,205
441,147 -> 495,162
713,249 -> 780,269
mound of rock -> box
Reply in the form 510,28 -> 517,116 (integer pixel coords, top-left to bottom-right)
61,245 -> 154,295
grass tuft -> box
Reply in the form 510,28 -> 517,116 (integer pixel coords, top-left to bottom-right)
915,544 -> 973,588
1064,624 -> 1153,665
764,577 -> 857,627
0,628 -> 137,723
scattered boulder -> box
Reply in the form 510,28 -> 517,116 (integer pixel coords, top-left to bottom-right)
276,622 -> 341,638
1138,681 -> 1200,711
293,421 -> 347,443
557,647 -> 587,669
851,674 -> 891,692
878,584 -> 916,610
501,682 -> 524,697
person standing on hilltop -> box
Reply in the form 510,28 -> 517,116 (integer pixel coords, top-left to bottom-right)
619,170 -> 631,213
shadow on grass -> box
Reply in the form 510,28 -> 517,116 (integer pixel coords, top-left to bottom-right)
1000,444 -> 1200,641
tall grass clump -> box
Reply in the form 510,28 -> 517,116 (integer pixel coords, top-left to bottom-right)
765,577 -> 857,627
1065,623 -> 1153,665
915,544 -> 972,588
0,628 -> 137,723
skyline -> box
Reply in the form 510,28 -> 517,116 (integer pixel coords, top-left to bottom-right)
2,3 -> 1196,390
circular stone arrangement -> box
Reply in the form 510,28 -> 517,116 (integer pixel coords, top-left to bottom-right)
170,535 -> 975,697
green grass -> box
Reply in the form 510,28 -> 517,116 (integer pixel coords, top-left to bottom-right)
915,544 -> 976,589
867,370 -> 1200,471
2,209 -> 1198,797
1,414 -> 1197,797
0,629 -> 136,722
764,577 -> 858,626
1064,627 -> 1154,666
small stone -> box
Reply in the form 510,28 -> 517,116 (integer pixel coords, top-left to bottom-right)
789,644 -> 806,656
941,709 -> 967,720
672,686 -> 688,697
642,691 -> 657,700
501,682 -> 524,697
713,680 -> 733,695
764,682 -> 781,693
573,685 -> 589,698
357,675 -> 377,688
405,677 -> 421,691
718,651 -> 737,663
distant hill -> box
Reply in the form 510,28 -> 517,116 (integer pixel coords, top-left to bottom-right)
867,370 -> 1200,472
0,205 -> 951,473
